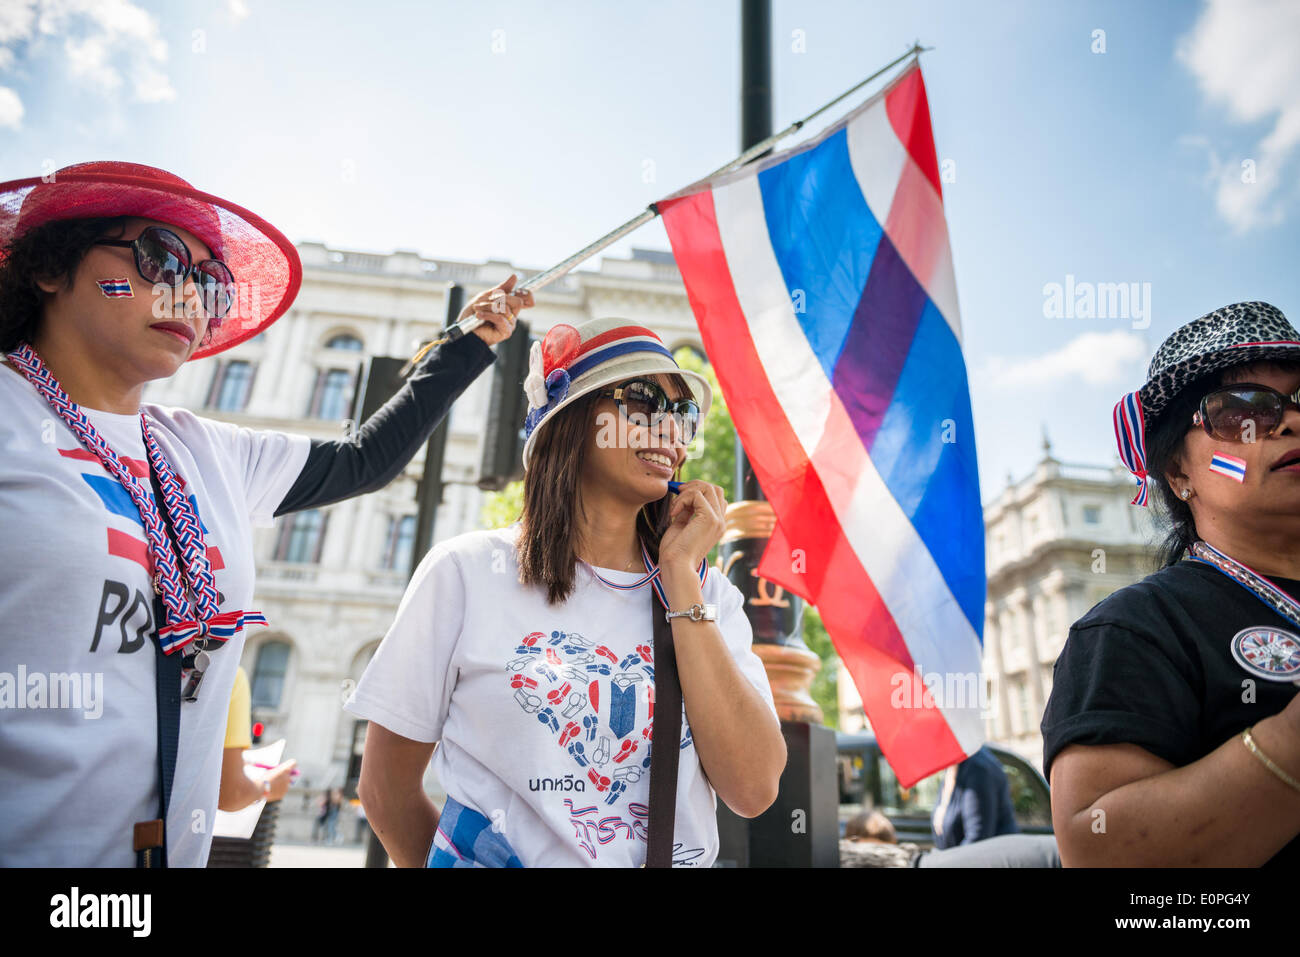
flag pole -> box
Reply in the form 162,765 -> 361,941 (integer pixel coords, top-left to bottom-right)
514,41 -> 928,295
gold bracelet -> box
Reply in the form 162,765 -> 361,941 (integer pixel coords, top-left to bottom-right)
1241,726 -> 1300,794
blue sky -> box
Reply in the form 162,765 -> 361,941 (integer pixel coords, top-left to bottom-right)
3,0 -> 1298,500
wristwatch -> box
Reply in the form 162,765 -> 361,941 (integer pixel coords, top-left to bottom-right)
664,602 -> 718,624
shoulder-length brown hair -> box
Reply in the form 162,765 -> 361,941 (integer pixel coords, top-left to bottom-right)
517,373 -> 690,606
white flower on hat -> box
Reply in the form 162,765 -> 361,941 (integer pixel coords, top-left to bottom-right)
523,340 -> 548,411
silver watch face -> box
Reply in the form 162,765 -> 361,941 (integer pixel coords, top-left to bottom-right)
691,603 -> 718,621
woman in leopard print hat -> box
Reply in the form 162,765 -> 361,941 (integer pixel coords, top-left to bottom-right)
1042,301 -> 1300,868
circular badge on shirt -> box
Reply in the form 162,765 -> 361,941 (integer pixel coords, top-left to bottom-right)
1230,626 -> 1300,682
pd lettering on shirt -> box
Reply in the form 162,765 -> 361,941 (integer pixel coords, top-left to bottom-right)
49,887 -> 151,937
90,579 -> 153,655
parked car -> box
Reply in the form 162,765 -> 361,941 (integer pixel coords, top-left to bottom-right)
835,732 -> 1053,848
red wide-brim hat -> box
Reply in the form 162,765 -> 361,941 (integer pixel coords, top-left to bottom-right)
0,160 -> 302,360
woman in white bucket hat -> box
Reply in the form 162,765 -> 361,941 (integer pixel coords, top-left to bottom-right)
348,317 -> 787,867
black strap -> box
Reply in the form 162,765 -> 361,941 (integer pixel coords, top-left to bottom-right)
143,461 -> 184,868
645,591 -> 681,868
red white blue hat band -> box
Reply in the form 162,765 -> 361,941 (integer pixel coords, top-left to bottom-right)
521,317 -> 712,471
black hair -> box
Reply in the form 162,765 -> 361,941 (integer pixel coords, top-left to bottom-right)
0,217 -> 128,353
1144,358 -> 1300,569
0,216 -> 217,354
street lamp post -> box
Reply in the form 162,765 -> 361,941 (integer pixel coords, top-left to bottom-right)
713,0 -> 838,868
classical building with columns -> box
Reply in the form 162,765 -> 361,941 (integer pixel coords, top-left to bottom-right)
143,242 -> 707,815
836,438 -> 1159,773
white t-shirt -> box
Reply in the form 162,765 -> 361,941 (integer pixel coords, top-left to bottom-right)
0,363 -> 310,867
345,524 -> 779,867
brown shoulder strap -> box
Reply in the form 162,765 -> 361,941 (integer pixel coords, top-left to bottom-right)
645,591 -> 681,868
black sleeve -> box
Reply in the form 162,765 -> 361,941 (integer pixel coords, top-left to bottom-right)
1040,619 -> 1203,782
273,331 -> 496,516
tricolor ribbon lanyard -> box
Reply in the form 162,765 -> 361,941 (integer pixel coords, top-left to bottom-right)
1189,541 -> 1300,687
7,343 -> 267,701
585,538 -> 708,610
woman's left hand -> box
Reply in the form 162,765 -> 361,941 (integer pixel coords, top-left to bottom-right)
658,480 -> 728,572
460,274 -> 535,346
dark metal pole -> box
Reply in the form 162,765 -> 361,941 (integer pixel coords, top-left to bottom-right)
737,0 -> 771,501
715,0 -> 834,869
364,283 -> 464,868
410,283 -> 463,567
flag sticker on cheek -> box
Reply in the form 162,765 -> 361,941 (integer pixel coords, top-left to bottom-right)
1209,451 -> 1247,482
96,278 -> 134,299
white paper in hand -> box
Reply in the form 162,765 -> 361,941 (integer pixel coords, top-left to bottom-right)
213,738 -> 287,839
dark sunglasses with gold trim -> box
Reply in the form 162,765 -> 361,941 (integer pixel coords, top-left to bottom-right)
598,378 -> 701,443
1192,382 -> 1300,441
94,225 -> 236,321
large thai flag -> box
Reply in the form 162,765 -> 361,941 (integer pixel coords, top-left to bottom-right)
657,62 -> 984,787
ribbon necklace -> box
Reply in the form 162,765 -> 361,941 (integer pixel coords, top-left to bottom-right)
584,538 -> 708,610
1188,540 -> 1300,631
7,343 -> 267,698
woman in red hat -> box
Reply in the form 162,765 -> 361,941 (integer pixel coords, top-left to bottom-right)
346,318 -> 786,867
0,161 -> 533,867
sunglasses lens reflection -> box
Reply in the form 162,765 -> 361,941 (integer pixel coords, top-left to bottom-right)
137,228 -> 190,285
196,261 -> 236,318
622,382 -> 664,420
1205,389 -> 1284,439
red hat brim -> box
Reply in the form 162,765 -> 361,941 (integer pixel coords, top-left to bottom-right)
0,163 -> 301,361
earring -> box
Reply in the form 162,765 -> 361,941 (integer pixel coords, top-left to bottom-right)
1180,488 -> 1192,500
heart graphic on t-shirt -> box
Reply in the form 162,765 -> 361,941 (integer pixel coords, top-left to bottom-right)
504,629 -> 689,807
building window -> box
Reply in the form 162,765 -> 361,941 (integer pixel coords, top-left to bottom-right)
251,640 -> 291,710
1015,681 -> 1032,735
308,368 -> 355,420
326,334 -> 363,351
205,360 -> 256,411
274,510 -> 328,563
1083,505 -> 1102,525
383,515 -> 417,571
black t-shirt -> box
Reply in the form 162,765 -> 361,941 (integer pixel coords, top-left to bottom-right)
1041,559 -> 1300,868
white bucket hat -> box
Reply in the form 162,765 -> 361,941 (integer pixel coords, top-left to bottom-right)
521,317 -> 713,471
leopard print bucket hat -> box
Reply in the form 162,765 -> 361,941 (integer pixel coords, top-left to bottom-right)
1113,301 -> 1300,506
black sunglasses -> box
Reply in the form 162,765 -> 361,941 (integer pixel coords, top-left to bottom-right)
598,379 -> 701,443
95,225 -> 236,321
1192,382 -> 1300,441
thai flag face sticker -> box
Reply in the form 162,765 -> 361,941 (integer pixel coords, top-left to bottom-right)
96,278 -> 134,298
1209,451 -> 1247,482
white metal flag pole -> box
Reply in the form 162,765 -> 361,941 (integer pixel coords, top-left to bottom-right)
423,42 -> 928,352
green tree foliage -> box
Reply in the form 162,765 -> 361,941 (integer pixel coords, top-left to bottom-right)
673,347 -> 734,491
801,605 -> 841,730
480,477 -> 524,530
478,346 -> 840,728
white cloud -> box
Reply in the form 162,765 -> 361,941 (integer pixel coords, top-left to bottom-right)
132,62 -> 174,102
0,0 -> 35,90
1177,0 -> 1300,232
0,0 -> 175,106
982,331 -> 1147,390
0,86 -> 24,129
0,1 -> 38,45
64,33 -> 120,93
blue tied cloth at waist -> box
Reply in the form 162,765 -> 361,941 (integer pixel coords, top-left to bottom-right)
426,795 -> 525,868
